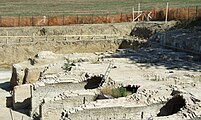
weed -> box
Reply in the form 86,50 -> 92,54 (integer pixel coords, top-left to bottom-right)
91,60 -> 101,64
101,86 -> 132,98
63,58 -> 75,72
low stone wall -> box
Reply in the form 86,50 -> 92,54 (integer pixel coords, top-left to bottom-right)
66,103 -> 164,120
42,94 -> 95,120
31,82 -> 87,116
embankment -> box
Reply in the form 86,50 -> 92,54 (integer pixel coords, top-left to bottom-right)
0,22 -> 177,68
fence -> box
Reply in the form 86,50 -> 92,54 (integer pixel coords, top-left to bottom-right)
0,6 -> 200,27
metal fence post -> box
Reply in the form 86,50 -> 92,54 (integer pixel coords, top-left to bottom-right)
63,15 -> 64,25
0,16 -> 1,27
32,16 -> 34,26
121,12 -> 122,22
77,14 -> 79,24
126,14 -> 128,22
188,7 -> 189,20
106,14 -> 108,23
165,2 -> 169,23
18,15 -> 20,26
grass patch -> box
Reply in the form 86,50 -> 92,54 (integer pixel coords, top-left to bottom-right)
197,75 -> 201,82
101,86 -> 132,98
62,58 -> 75,72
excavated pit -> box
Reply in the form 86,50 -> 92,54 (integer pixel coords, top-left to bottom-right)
157,95 -> 186,116
4,21 -> 201,120
124,85 -> 140,93
84,76 -> 104,89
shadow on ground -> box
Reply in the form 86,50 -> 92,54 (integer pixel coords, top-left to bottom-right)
0,81 -> 11,92
109,45 -> 201,72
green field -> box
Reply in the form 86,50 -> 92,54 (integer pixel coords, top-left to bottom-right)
0,0 -> 200,16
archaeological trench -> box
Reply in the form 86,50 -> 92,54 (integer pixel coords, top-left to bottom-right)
0,20 -> 201,120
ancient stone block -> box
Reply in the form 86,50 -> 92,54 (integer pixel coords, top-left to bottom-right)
13,84 -> 32,110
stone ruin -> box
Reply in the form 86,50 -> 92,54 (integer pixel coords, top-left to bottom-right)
7,20 -> 201,120
9,49 -> 201,120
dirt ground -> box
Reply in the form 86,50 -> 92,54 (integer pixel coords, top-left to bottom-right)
8,43 -> 201,119
0,69 -> 30,120
0,20 -> 200,119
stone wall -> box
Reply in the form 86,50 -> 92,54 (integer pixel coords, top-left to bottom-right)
42,94 -> 95,120
31,82 -> 88,116
152,28 -> 201,55
66,103 -> 164,120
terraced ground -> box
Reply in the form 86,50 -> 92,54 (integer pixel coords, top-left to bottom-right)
0,0 -> 200,16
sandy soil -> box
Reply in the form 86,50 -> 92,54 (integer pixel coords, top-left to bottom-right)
0,69 -> 30,120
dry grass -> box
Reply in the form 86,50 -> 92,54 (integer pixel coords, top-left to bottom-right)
101,86 -> 113,96
101,86 -> 132,98
0,0 -> 200,16
0,0 -> 200,26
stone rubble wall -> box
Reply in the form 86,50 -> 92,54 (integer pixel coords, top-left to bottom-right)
152,28 -> 201,55
65,104 -> 164,120
42,94 -> 95,120
31,82 -> 87,116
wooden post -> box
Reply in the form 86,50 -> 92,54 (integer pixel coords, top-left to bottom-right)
196,6 -> 198,20
165,2 -> 169,23
0,16 -> 2,27
9,108 -> 14,120
92,14 -> 94,24
132,7 -> 135,22
138,3 -> 140,21
39,104 -> 43,119
188,7 -> 189,20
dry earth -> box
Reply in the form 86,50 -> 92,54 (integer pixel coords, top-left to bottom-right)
0,69 -> 29,120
